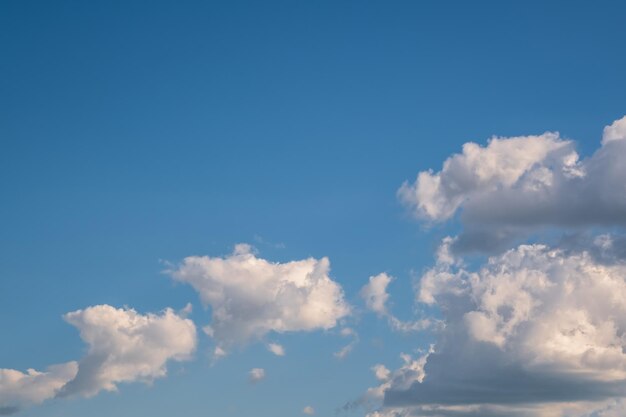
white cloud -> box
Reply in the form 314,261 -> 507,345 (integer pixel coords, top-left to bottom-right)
360,273 -> 431,334
370,238 -> 626,416
603,115 -> 626,144
303,405 -> 315,415
0,362 -> 78,413
59,305 -> 197,397
419,240 -> 626,377
361,273 -> 393,315
169,244 -> 351,353
248,368 -> 266,384
372,364 -> 391,382
398,132 -> 573,222
399,115 -> 626,253
267,343 -> 285,356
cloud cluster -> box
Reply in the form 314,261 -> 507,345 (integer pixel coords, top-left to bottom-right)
398,116 -> 626,253
371,238 -> 626,416
169,244 -> 351,353
364,115 -> 626,417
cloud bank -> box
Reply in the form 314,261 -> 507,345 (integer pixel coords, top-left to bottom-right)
169,244 -> 351,353
368,115 -> 626,417
369,239 -> 626,416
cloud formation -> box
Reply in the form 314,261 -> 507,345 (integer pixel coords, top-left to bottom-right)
59,305 -> 197,397
370,238 -> 626,416
0,363 -> 78,413
398,115 -> 626,253
169,244 -> 350,353
1,304 -> 195,413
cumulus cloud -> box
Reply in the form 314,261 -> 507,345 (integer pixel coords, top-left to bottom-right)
360,273 -> 431,333
0,363 -> 78,413
303,405 -> 315,414
169,244 -> 350,353
59,305 -> 197,397
369,238 -> 626,416
248,368 -> 266,384
398,115 -> 626,253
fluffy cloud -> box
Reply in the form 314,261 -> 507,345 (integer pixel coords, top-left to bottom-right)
0,305 -> 196,412
361,273 -> 393,316
0,362 -> 78,413
248,368 -> 266,384
59,305 -> 197,397
169,244 -> 350,353
360,273 -> 431,333
303,405 -> 315,414
398,115 -> 626,253
370,238 -> 626,416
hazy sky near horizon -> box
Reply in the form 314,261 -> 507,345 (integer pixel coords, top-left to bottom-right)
2,1 -> 626,417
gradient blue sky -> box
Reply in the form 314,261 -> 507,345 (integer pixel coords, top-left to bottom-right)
2,1 -> 626,417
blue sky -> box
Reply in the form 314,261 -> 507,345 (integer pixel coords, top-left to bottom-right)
2,1 -> 626,417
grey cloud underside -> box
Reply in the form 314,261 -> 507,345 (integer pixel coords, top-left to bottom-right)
460,141 -> 626,228
368,235 -> 626,417
454,140 -> 626,254
400,116 -> 626,255
559,233 -> 626,264
386,346 -> 626,407
57,353 -> 113,398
